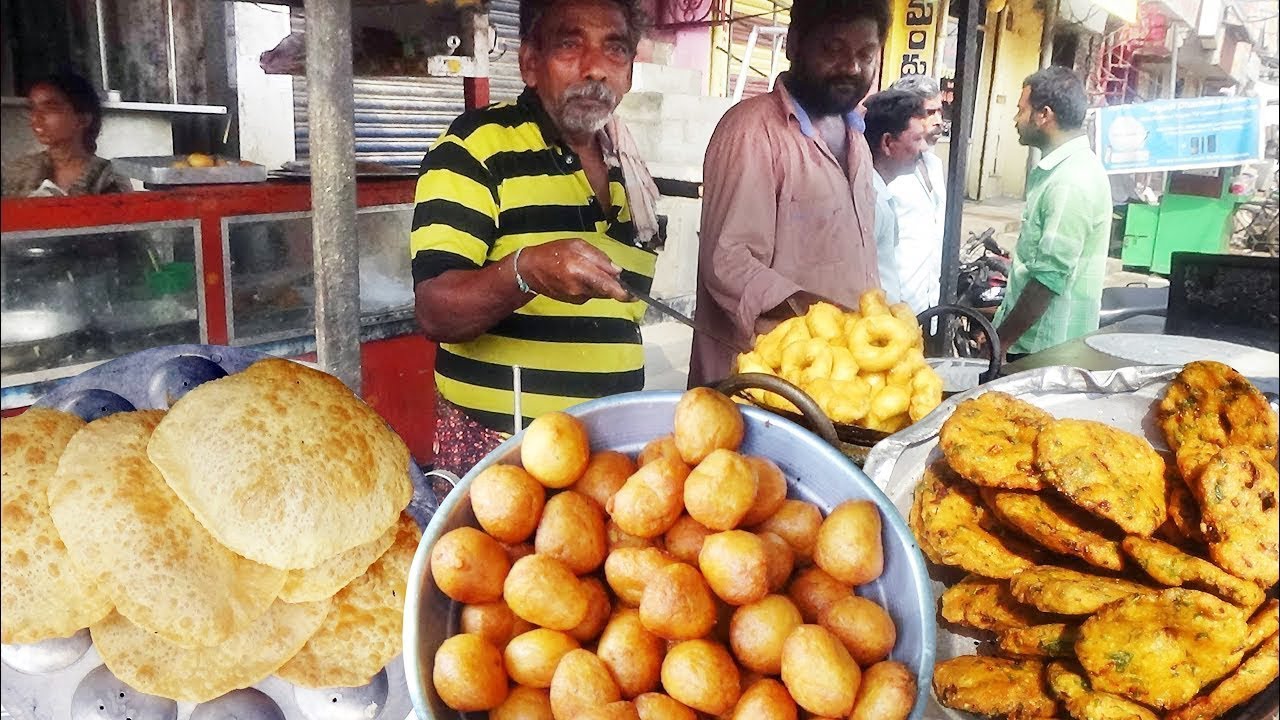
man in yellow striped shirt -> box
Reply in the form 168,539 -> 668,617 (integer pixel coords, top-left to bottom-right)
411,0 -> 658,475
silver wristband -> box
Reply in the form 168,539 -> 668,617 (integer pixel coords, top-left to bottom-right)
512,246 -> 533,295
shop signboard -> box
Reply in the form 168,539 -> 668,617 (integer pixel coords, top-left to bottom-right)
1096,95 -> 1264,174
881,0 -> 939,86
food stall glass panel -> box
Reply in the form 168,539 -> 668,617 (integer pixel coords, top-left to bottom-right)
223,204 -> 416,345
1,221 -> 202,380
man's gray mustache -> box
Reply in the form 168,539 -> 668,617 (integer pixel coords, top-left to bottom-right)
563,82 -> 617,106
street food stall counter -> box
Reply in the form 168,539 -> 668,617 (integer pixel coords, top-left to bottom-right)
0,179 -> 437,462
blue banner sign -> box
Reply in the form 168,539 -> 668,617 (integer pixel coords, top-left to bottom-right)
1095,96 -> 1263,174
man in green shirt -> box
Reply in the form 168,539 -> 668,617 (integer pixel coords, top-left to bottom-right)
994,67 -> 1111,357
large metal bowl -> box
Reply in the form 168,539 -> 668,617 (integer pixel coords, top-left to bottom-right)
403,390 -> 937,719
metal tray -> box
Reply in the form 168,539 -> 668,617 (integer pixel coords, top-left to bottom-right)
112,157 -> 268,185
863,364 -> 1280,720
2,344 -> 433,720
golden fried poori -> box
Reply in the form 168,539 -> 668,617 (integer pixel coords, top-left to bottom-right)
780,624 -> 860,717
850,661 -> 917,720
597,609 -> 665,698
492,685 -> 555,720
939,391 -> 1052,491
729,594 -> 804,675
433,633 -> 510,711
939,575 -> 1049,632
1076,588 -> 1247,709
1009,566 -> 1154,616
520,411 -> 592,488
471,464 -> 546,544
981,487 -> 1126,571
608,457 -> 690,538
1190,444 -> 1279,586
504,554 -> 589,631
752,499 -> 823,564
535,490 -> 607,574
663,515 -> 712,564
933,656 -> 1057,719
639,562 -> 718,640
431,526 -> 511,603
1166,631 -> 1279,720
673,387 -> 745,465
730,677 -> 799,720
279,517 -> 398,603
1035,419 -> 1167,537
461,599 -> 535,650
1157,361 -> 1279,478
684,449 -> 758,530
550,649 -> 623,718
570,577 -> 614,642
504,628 -> 581,688
813,500 -> 884,586
788,566 -> 852,623
699,530 -> 770,606
996,623 -> 1079,659
818,595 -> 897,666
574,451 -> 637,510
634,692 -> 697,720
1121,536 -> 1265,610
606,546 -> 678,606
740,456 -> 789,527
660,639 -> 742,715
1045,660 -> 1158,720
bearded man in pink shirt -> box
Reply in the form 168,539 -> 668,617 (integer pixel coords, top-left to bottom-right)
689,0 -> 890,387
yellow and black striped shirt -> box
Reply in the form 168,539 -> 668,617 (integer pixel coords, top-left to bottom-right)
411,90 -> 658,432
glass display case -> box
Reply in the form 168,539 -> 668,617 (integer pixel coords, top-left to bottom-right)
224,204 -> 416,345
1,221 -> 201,379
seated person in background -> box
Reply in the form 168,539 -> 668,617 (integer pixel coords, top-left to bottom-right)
2,70 -> 133,197
863,89 -> 930,306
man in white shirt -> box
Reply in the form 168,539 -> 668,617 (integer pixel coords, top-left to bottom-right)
863,89 -> 930,305
887,75 -> 946,313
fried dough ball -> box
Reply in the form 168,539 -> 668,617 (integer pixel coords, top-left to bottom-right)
471,464 -> 546,543
607,519 -> 656,552
504,554 -> 589,631
729,594 -> 804,675
506,542 -> 536,564
664,515 -> 712,564
660,639 -> 742,715
788,566 -> 851,623
752,499 -> 822,564
461,599 -> 534,650
819,595 -> 896,666
634,692 -> 697,720
504,629 -> 581,688
598,609 -> 666,698
536,490 -> 607,574
639,562 -> 717,640
574,451 -> 637,510
759,531 -> 796,592
638,435 -> 687,469
780,624 -> 861,717
608,457 -> 690,538
673,387 -> 745,465
813,500 -> 884,586
492,685 -> 554,720
730,678 -> 799,720
699,531 -> 769,606
579,701 -> 640,720
431,527 -> 511,603
685,449 -> 758,531
850,661 -> 916,720
606,547 -> 678,606
550,649 -> 622,719
569,577 -> 613,643
741,457 -> 788,527
433,633 -> 509,711
521,411 -> 591,488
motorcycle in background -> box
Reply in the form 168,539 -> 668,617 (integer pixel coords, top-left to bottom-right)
952,228 -> 1009,357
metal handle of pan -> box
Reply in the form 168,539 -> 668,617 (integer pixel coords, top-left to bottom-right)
714,372 -> 841,449
916,304 -> 1004,384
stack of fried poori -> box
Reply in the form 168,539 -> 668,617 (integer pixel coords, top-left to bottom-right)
430,387 -> 920,719
0,358 -> 419,702
911,361 -> 1279,720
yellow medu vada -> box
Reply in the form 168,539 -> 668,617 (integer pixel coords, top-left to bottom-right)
848,315 -> 912,372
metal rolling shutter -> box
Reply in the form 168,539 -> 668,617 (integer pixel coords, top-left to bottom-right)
488,0 -> 527,102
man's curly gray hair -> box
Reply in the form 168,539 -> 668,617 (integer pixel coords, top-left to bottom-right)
890,74 -> 942,99
520,0 -> 647,51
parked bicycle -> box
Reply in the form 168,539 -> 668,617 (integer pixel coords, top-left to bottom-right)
1231,169 -> 1279,256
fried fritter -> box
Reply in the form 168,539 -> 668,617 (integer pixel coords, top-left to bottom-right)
939,392 -> 1053,491
1009,566 -> 1154,616
933,656 -> 1057,719
997,623 -> 1079,659
1157,361 -> 1279,481
1076,588 -> 1247,709
1190,445 -> 1279,587
1120,536 -> 1264,611
1035,419 -> 1166,537
1245,599 -> 1278,651
940,575 -> 1049,632
1165,631 -> 1279,720
982,488 -> 1125,571
1163,471 -> 1206,546
1045,661 -> 1158,720
909,462 -> 1040,578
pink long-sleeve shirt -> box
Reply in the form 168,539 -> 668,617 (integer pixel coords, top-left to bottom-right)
689,81 -> 880,387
